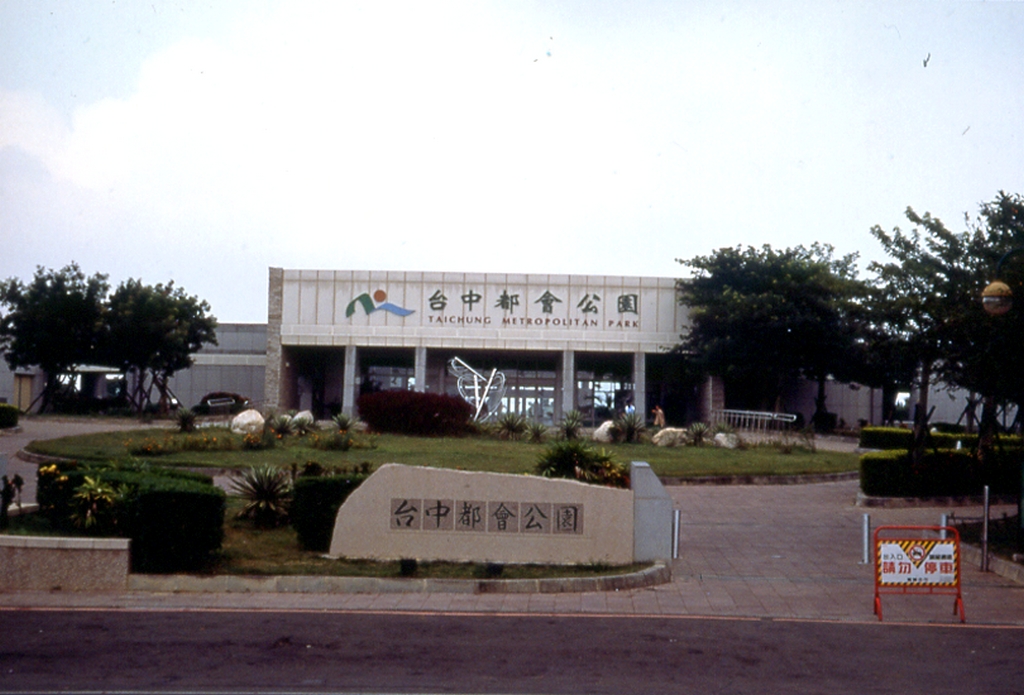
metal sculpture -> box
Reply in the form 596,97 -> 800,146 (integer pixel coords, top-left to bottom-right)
447,357 -> 506,421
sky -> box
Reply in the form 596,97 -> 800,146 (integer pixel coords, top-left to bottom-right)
1,1 -> 1022,323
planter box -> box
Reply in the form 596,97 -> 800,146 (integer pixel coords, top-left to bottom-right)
0,535 -> 130,591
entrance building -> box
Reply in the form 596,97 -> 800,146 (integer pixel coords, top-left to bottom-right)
265,269 -> 704,424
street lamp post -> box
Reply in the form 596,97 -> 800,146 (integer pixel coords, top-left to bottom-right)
982,248 -> 1024,546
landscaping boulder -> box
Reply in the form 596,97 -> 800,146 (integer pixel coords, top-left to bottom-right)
652,427 -> 688,447
230,408 -> 265,435
592,420 -> 615,443
291,410 -> 315,429
714,432 -> 739,449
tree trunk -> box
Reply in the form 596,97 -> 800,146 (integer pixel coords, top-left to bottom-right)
910,362 -> 932,466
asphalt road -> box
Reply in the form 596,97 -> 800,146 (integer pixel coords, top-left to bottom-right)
1,609 -> 1022,694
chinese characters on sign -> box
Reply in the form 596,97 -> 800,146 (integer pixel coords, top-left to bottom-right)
421,288 -> 641,329
876,539 -> 958,587
390,498 -> 584,535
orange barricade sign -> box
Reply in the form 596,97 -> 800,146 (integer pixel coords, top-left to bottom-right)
874,525 -> 965,622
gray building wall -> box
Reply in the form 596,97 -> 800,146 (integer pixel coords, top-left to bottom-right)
166,323 -> 268,409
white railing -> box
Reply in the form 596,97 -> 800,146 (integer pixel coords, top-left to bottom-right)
711,409 -> 797,435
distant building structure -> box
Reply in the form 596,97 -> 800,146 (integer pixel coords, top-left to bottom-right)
0,267 -> 922,431
263,268 -> 707,424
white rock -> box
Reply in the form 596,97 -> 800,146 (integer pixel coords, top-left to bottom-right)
230,408 -> 265,435
291,410 -> 315,428
652,427 -> 688,447
592,420 -> 616,443
713,432 -> 739,449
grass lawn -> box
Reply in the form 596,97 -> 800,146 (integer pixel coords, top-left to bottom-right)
26,426 -> 859,478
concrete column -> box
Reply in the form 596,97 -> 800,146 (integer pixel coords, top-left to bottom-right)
342,345 -> 358,416
264,267 -> 284,412
632,351 -> 646,417
698,375 -> 725,423
414,347 -> 427,392
558,349 -> 575,418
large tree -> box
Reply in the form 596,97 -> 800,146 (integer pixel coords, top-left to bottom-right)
868,191 -> 1024,461
102,279 -> 218,414
0,263 -> 109,412
676,243 -> 866,425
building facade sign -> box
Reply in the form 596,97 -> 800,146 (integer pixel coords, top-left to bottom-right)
277,270 -> 687,353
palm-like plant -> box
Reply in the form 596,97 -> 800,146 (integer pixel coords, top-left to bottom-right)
229,465 -> 292,527
687,421 -> 711,446
332,412 -> 363,432
611,411 -> 647,443
175,407 -> 197,433
496,412 -> 529,440
536,440 -> 629,488
558,410 -> 585,440
527,420 -> 548,444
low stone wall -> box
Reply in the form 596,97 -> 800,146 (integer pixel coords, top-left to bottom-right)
0,535 -> 130,591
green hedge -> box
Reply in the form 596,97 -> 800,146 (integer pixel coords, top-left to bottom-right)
35,460 -> 223,572
290,475 -> 367,551
858,426 -> 1023,451
130,480 -> 225,572
860,448 -> 1021,498
0,403 -> 18,429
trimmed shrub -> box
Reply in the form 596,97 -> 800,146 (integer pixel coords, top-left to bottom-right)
357,390 -> 472,437
130,480 -> 225,572
291,474 -> 367,551
35,461 -> 223,570
859,427 -> 985,451
0,403 -> 18,429
860,448 -> 1020,498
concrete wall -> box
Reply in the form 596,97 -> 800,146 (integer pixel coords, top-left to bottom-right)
329,464 -> 635,565
166,323 -> 267,409
0,535 -> 130,591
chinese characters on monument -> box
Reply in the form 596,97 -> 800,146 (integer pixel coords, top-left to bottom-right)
390,498 -> 584,535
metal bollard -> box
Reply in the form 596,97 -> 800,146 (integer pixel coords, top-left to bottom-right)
861,513 -> 871,564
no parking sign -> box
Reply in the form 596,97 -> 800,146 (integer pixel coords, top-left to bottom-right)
874,525 -> 964,622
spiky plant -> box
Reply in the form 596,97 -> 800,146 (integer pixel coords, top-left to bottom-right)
536,440 -> 629,488
332,412 -> 363,432
175,407 -> 197,433
496,412 -> 529,440
229,465 -> 292,527
527,420 -> 548,443
687,421 -> 711,447
558,410 -> 585,440
611,411 -> 647,443
268,414 -> 294,438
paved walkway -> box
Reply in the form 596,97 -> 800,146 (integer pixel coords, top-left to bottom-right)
3,418 -> 1024,625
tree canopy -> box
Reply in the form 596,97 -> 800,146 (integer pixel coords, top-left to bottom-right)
0,263 -> 109,411
0,264 -> 217,413
102,279 -> 218,413
676,243 -> 867,422
868,191 -> 1024,455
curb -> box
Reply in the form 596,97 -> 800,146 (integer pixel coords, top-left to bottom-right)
960,544 -> 1024,585
856,492 -> 1017,508
128,563 -> 672,595
663,471 -> 859,486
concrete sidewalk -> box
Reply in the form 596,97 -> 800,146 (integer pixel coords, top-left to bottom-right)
3,419 -> 1024,625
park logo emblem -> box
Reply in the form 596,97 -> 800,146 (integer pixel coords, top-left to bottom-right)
345,289 -> 414,318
